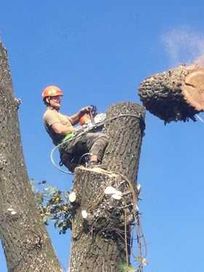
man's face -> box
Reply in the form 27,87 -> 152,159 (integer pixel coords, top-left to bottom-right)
47,95 -> 62,110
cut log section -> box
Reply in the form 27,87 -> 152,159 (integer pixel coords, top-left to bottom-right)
138,65 -> 204,123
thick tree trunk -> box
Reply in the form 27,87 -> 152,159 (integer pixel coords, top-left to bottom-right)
69,103 -> 145,272
138,64 -> 204,123
0,42 -> 62,271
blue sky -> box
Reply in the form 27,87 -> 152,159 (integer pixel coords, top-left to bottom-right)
1,1 -> 204,271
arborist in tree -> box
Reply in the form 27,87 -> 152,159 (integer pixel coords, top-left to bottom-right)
42,85 -> 108,172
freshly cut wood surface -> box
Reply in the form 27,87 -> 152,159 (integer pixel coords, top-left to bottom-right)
183,68 -> 204,111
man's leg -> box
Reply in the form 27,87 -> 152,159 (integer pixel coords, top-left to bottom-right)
59,138 -> 81,172
85,132 -> 109,163
59,132 -> 108,170
59,151 -> 77,172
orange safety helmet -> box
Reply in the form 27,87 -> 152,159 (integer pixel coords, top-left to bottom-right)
42,85 -> 63,99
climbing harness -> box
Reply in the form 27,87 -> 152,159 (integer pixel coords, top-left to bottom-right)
50,129 -> 86,175
50,113 -> 107,174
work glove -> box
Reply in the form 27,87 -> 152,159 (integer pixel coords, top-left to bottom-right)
90,105 -> 97,117
80,106 -> 92,115
79,105 -> 97,116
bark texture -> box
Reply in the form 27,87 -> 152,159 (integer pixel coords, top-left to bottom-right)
138,65 -> 204,123
0,42 -> 62,272
69,103 -> 145,272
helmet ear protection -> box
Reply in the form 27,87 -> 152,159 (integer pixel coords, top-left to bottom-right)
42,85 -> 63,99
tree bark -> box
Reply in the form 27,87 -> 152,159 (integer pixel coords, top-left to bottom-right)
0,42 -> 62,271
138,64 -> 204,123
69,103 -> 145,272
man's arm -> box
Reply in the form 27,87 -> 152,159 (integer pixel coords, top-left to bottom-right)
51,122 -> 74,135
44,110 -> 74,135
69,106 -> 92,125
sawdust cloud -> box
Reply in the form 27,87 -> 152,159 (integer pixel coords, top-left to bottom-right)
162,27 -> 204,67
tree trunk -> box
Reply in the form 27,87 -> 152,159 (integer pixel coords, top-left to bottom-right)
69,103 -> 145,272
0,42 -> 62,272
138,64 -> 204,123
